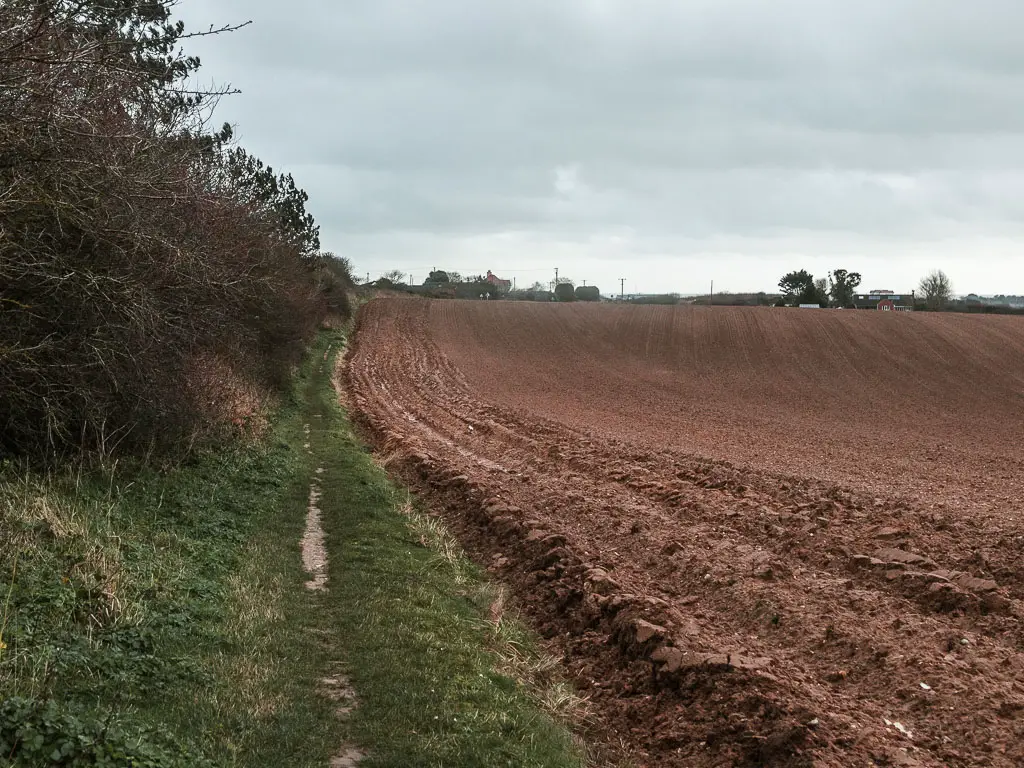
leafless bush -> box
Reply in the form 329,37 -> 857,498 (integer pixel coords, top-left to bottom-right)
0,1 -> 342,461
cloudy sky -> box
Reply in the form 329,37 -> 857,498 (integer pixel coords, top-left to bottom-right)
178,0 -> 1024,295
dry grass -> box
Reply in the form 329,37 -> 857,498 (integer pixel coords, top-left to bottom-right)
393,494 -> 594,735
183,352 -> 275,444
211,541 -> 289,720
0,473 -> 144,634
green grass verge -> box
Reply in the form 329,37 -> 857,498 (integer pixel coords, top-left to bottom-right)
301,330 -> 585,768
0,328 -> 585,767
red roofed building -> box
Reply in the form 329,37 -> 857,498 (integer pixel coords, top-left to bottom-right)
485,270 -> 512,292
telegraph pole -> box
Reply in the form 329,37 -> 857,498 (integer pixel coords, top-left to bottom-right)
555,267 -> 559,287
710,280 -> 714,306
619,277 -> 625,299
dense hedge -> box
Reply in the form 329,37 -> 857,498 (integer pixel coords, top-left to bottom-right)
0,1 -> 351,461
554,283 -> 576,302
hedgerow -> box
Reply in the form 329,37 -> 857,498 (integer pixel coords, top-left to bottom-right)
0,1 -> 351,461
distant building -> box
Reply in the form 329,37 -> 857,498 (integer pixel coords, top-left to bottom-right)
853,290 -> 914,311
484,270 -> 511,292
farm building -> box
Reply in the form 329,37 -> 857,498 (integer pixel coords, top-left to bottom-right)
484,270 -> 512,292
852,289 -> 914,311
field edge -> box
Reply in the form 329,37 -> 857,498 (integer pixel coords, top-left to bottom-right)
0,328 -> 587,768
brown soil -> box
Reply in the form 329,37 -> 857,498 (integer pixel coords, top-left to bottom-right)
322,668 -> 364,767
346,297 -> 1024,768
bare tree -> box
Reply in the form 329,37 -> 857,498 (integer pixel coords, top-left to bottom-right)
381,269 -> 406,284
919,270 -> 954,310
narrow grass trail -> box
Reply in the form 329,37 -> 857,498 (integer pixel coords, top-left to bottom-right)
303,330 -> 585,768
0,330 -> 583,768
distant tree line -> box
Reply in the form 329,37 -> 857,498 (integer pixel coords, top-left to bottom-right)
373,261 -> 974,315
376,270 -> 604,302
773,267 -> 963,311
625,294 -> 682,305
776,269 -> 862,307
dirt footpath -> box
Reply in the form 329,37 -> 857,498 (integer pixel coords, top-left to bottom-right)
347,297 -> 1024,767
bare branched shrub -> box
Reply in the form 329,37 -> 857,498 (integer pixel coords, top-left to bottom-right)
0,1 -> 343,461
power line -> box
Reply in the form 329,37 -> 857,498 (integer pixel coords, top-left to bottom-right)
486,267 -> 557,273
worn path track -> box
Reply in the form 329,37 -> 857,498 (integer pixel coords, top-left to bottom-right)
347,298 -> 1024,767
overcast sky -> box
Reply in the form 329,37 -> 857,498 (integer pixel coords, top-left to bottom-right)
178,0 -> 1024,295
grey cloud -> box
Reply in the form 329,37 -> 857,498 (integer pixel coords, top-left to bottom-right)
180,0 -> 1024,291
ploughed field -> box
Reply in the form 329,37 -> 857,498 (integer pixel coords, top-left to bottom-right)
347,297 -> 1024,767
